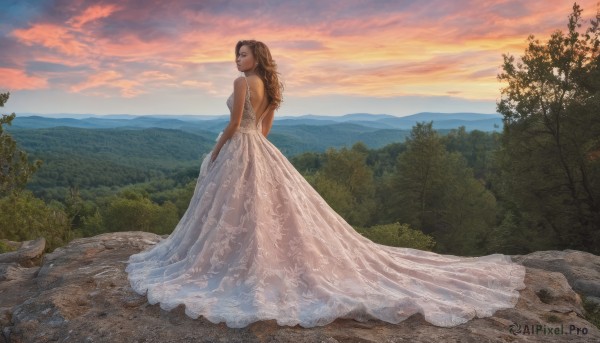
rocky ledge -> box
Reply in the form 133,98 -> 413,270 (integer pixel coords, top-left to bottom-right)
1,232 -> 599,343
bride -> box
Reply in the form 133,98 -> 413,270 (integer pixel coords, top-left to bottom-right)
125,39 -> 526,329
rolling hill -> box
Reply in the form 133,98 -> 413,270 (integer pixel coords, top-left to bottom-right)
10,112 -> 503,132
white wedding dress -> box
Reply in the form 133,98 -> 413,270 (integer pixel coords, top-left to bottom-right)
125,77 -> 526,328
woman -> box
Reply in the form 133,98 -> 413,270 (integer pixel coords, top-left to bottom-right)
125,39 -> 526,329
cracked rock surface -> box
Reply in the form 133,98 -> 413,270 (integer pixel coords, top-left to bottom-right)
1,232 -> 599,343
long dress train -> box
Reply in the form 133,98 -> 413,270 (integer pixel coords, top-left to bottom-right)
125,76 -> 526,328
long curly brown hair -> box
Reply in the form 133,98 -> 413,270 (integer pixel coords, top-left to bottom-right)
235,40 -> 284,110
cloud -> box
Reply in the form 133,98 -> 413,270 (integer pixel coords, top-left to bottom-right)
69,70 -> 143,97
2,0 -> 599,114
139,71 -> 174,81
275,40 -> 326,51
0,68 -> 48,90
67,3 -> 121,28
11,23 -> 88,56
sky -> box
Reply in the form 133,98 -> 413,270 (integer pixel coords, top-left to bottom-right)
1,0 -> 598,117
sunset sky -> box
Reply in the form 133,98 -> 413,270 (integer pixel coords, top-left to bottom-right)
1,0 -> 598,117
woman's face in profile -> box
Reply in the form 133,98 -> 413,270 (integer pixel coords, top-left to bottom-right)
236,45 -> 256,72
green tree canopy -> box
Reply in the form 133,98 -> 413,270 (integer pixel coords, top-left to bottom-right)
0,92 -> 42,196
102,189 -> 180,234
0,92 -> 73,251
496,3 -> 600,253
386,122 -> 497,255
355,222 -> 436,251
309,142 -> 377,227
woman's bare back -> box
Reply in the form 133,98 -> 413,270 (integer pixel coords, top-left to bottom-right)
246,75 -> 270,126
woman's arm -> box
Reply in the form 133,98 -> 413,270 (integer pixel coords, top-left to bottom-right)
211,77 -> 246,162
261,105 -> 276,138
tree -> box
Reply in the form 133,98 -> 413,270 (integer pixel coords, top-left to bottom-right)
388,122 -> 447,231
0,92 -> 73,252
103,189 -> 179,234
309,142 -> 377,227
0,190 -> 73,252
496,3 -> 600,253
354,222 -> 436,251
387,122 -> 498,255
290,151 -> 323,175
442,127 -> 500,180
435,152 -> 497,255
0,92 -> 42,196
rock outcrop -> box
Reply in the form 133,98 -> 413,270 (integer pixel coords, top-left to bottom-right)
1,232 -> 599,343
512,250 -> 600,300
0,237 -> 45,268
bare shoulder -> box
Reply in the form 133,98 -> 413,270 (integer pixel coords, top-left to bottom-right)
233,77 -> 248,95
233,76 -> 246,87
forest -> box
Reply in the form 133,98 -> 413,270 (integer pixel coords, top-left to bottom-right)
1,4 -> 599,257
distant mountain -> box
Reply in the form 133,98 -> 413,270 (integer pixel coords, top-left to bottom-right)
274,118 -> 339,126
6,112 -> 504,198
273,113 -> 504,132
268,122 -> 410,155
10,115 -> 229,132
340,113 -> 399,120
10,112 -> 503,132
8,127 -> 216,198
285,113 -> 398,121
8,116 -> 101,129
13,112 -> 139,119
12,113 -> 223,120
296,112 -> 503,131
400,112 -> 501,121
8,121 -> 410,165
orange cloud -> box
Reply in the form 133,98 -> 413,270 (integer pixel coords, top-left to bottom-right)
11,23 -> 87,56
95,34 -> 177,61
5,0 -> 599,108
70,70 -> 121,92
0,68 -> 48,90
112,79 -> 144,98
69,70 -> 143,98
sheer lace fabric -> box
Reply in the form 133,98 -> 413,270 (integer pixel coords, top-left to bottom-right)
125,77 -> 526,328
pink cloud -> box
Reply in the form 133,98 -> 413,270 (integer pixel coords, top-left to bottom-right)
11,23 -> 88,56
67,3 -> 121,28
69,70 -> 143,97
0,68 -> 48,90
4,0 -> 599,105
69,70 -> 122,92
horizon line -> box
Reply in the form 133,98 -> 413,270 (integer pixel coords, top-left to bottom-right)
8,111 -> 502,118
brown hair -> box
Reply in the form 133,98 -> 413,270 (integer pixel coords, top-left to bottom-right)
235,40 -> 284,110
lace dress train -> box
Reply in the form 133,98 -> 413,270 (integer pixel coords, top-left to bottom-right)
125,77 -> 526,328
